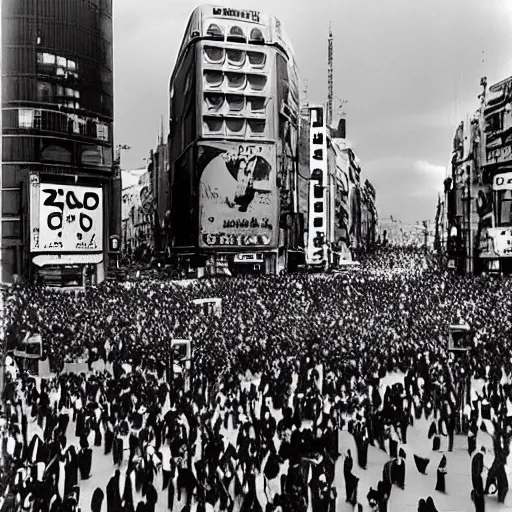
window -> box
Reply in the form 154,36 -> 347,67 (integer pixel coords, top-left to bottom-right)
204,46 -> 224,64
226,95 -> 244,111
204,71 -> 223,88
19,109 -> 34,128
247,74 -> 266,91
314,201 -> 324,213
37,82 -> 52,102
314,185 -> 323,199
227,49 -> 245,67
1,190 -> 20,217
206,24 -> 224,40
497,189 -> 512,227
226,72 -> 245,90
227,26 -> 246,42
204,117 -> 223,133
313,218 -> 323,228
97,123 -> 109,141
2,221 -> 21,240
248,97 -> 265,112
205,93 -> 224,111
248,51 -> 266,67
250,28 -> 265,44
40,53 -> 56,64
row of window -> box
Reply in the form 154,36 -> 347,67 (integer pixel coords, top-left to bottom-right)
3,0 -> 112,22
37,52 -> 77,71
13,108 -> 109,141
202,117 -> 266,137
204,23 -> 265,45
2,137 -> 112,167
204,70 -> 267,92
2,76 -> 113,117
204,93 -> 266,114
203,47 -> 266,70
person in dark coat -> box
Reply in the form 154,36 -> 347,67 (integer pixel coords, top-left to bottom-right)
106,470 -> 122,512
425,496 -> 439,512
435,455 -> 446,493
471,449 -> 485,495
78,438 -> 92,480
414,454 -> 430,475
470,488 -> 485,512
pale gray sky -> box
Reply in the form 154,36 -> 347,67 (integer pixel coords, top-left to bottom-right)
113,0 -> 512,223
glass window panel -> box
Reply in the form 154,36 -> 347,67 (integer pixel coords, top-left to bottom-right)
42,53 -> 55,64
18,109 -> 34,128
225,73 -> 245,89
56,85 -> 64,95
314,201 -> 324,213
65,88 -> 74,96
247,51 -> 266,67
248,119 -> 265,134
226,119 -> 245,133
248,97 -> 265,112
74,90 -> 80,98
204,71 -> 223,87
248,74 -> 266,91
227,49 -> 245,66
204,47 -> 224,63
313,218 -> 323,228
2,220 -> 21,238
1,190 -> 20,216
204,117 -> 223,133
226,95 -> 244,111
205,93 -> 224,111
67,60 -> 76,70
56,56 -> 66,67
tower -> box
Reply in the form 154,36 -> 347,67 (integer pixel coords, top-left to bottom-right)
327,23 -> 333,127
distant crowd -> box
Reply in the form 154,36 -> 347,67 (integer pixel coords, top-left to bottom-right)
1,246 -> 512,511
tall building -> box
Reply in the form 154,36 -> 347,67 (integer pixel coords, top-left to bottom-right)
1,0 -> 116,285
445,75 -> 512,274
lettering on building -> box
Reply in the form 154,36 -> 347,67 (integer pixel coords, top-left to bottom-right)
212,7 -> 260,22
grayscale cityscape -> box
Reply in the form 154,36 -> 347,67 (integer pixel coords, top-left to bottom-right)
1,1 -> 512,511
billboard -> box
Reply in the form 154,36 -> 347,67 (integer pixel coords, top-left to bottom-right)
30,174 -> 103,252
306,106 -> 327,264
198,142 -> 277,248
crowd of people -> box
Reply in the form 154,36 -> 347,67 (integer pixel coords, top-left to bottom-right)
1,246 -> 512,511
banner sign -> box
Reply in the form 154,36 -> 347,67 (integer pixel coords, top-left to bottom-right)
486,144 -> 512,166
30,176 -> 103,253
493,172 -> 512,191
306,105 -> 328,265
198,142 -> 277,248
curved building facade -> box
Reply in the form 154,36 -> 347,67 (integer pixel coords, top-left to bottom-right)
1,0 -> 117,285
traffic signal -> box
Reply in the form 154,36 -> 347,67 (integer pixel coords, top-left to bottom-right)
109,235 -> 120,252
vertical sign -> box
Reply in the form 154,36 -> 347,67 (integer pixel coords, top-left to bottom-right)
306,106 -> 327,264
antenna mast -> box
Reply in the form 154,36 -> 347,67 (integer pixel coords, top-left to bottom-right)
327,23 -> 333,127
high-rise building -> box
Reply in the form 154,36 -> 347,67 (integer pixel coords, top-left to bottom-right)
1,0 -> 117,285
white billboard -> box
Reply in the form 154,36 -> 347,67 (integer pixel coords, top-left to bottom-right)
493,172 -> 512,191
306,106 -> 327,265
30,175 -> 103,253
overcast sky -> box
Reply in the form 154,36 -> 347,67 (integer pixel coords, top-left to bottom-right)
113,0 -> 512,224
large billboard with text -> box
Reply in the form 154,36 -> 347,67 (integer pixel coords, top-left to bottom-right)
30,174 -> 103,252
198,141 -> 277,248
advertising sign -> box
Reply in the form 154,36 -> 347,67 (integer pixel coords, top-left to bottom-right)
486,145 -> 512,166
198,142 -> 277,248
306,105 -> 327,265
30,176 -> 103,252
493,172 -> 512,191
